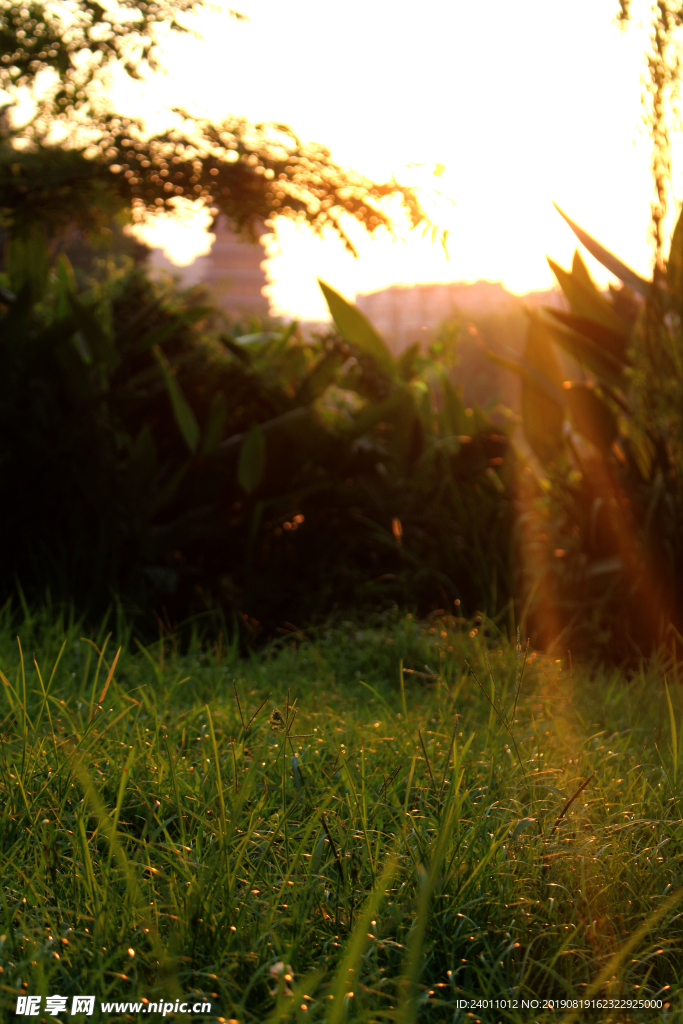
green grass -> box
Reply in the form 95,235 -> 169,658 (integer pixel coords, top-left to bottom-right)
0,606 -> 682,1023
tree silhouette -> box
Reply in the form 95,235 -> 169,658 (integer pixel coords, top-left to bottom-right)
0,1 -> 434,250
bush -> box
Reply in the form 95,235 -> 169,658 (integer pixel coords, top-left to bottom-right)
498,205 -> 683,662
0,233 -> 515,637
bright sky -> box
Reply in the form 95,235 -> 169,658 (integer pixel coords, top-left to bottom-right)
116,0 -> 667,319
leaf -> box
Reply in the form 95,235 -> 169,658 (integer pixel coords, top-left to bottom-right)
510,817 -> 537,838
200,391 -> 228,456
487,348 -> 566,405
233,331 -> 282,346
553,203 -> 651,297
152,345 -> 200,455
295,349 -> 344,405
6,226 -> 50,302
571,249 -> 597,292
318,279 -> 395,377
398,342 -> 421,381
547,257 -> 630,336
664,677 -> 678,784
237,423 -> 266,494
563,383 -> 617,453
54,254 -> 77,319
521,313 -> 565,464
68,292 -> 117,372
128,423 -> 157,481
441,378 -> 470,436
544,308 -> 630,377
346,384 -> 415,441
667,206 -> 683,302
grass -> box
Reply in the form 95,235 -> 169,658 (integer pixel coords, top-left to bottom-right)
0,606 -> 682,1023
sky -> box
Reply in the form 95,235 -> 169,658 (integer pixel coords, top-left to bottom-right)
114,0 -> 669,319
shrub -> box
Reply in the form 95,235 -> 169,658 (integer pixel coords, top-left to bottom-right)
0,234 -> 515,637
497,204 -> 683,661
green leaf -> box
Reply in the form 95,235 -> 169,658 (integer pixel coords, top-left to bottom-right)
237,423 -> 266,494
487,347 -> 566,404
667,206 -> 683,302
346,384 -> 415,440
547,257 -> 630,336
563,382 -> 618,453
521,314 -> 565,464
545,308 -> 629,366
571,249 -> 597,292
398,342 -> 421,381
68,291 -> 117,372
553,203 -> 651,297
6,226 -> 50,302
543,310 -> 629,387
318,279 -> 395,377
200,391 -> 228,456
153,345 -> 200,455
441,378 -> 470,436
54,253 -> 77,319
510,817 -> 537,838
296,349 -> 344,405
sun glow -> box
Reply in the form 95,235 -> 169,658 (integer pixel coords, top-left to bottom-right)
122,0 -> 665,319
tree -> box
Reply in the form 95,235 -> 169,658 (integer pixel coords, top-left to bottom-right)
0,0 -> 434,250
617,0 -> 683,260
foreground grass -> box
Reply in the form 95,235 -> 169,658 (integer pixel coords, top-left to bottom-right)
0,609 -> 682,1023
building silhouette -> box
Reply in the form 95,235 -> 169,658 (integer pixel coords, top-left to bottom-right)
150,218 -> 270,321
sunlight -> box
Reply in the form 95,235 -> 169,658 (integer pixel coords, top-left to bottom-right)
113,0 -> 663,319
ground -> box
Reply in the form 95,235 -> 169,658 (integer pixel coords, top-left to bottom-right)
0,607 -> 681,1022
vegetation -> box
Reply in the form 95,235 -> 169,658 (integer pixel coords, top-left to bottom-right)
0,232 -> 513,632
617,0 -> 683,257
491,204 -> 683,662
0,609 -> 681,1022
0,1 -> 435,251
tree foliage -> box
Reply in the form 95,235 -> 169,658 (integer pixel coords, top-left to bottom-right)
0,1 -> 434,249
0,230 -> 513,632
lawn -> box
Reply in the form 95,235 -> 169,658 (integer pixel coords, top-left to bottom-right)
0,607 -> 681,1023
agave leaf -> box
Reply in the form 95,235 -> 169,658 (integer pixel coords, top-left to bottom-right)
571,249 -> 598,292
544,308 -> 629,365
153,345 -> 200,455
542,310 -> 629,387
667,206 -> 683,301
521,314 -> 565,464
318,279 -> 395,377
237,423 -> 266,494
563,383 -> 617,453
547,258 -> 629,336
553,203 -> 651,297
